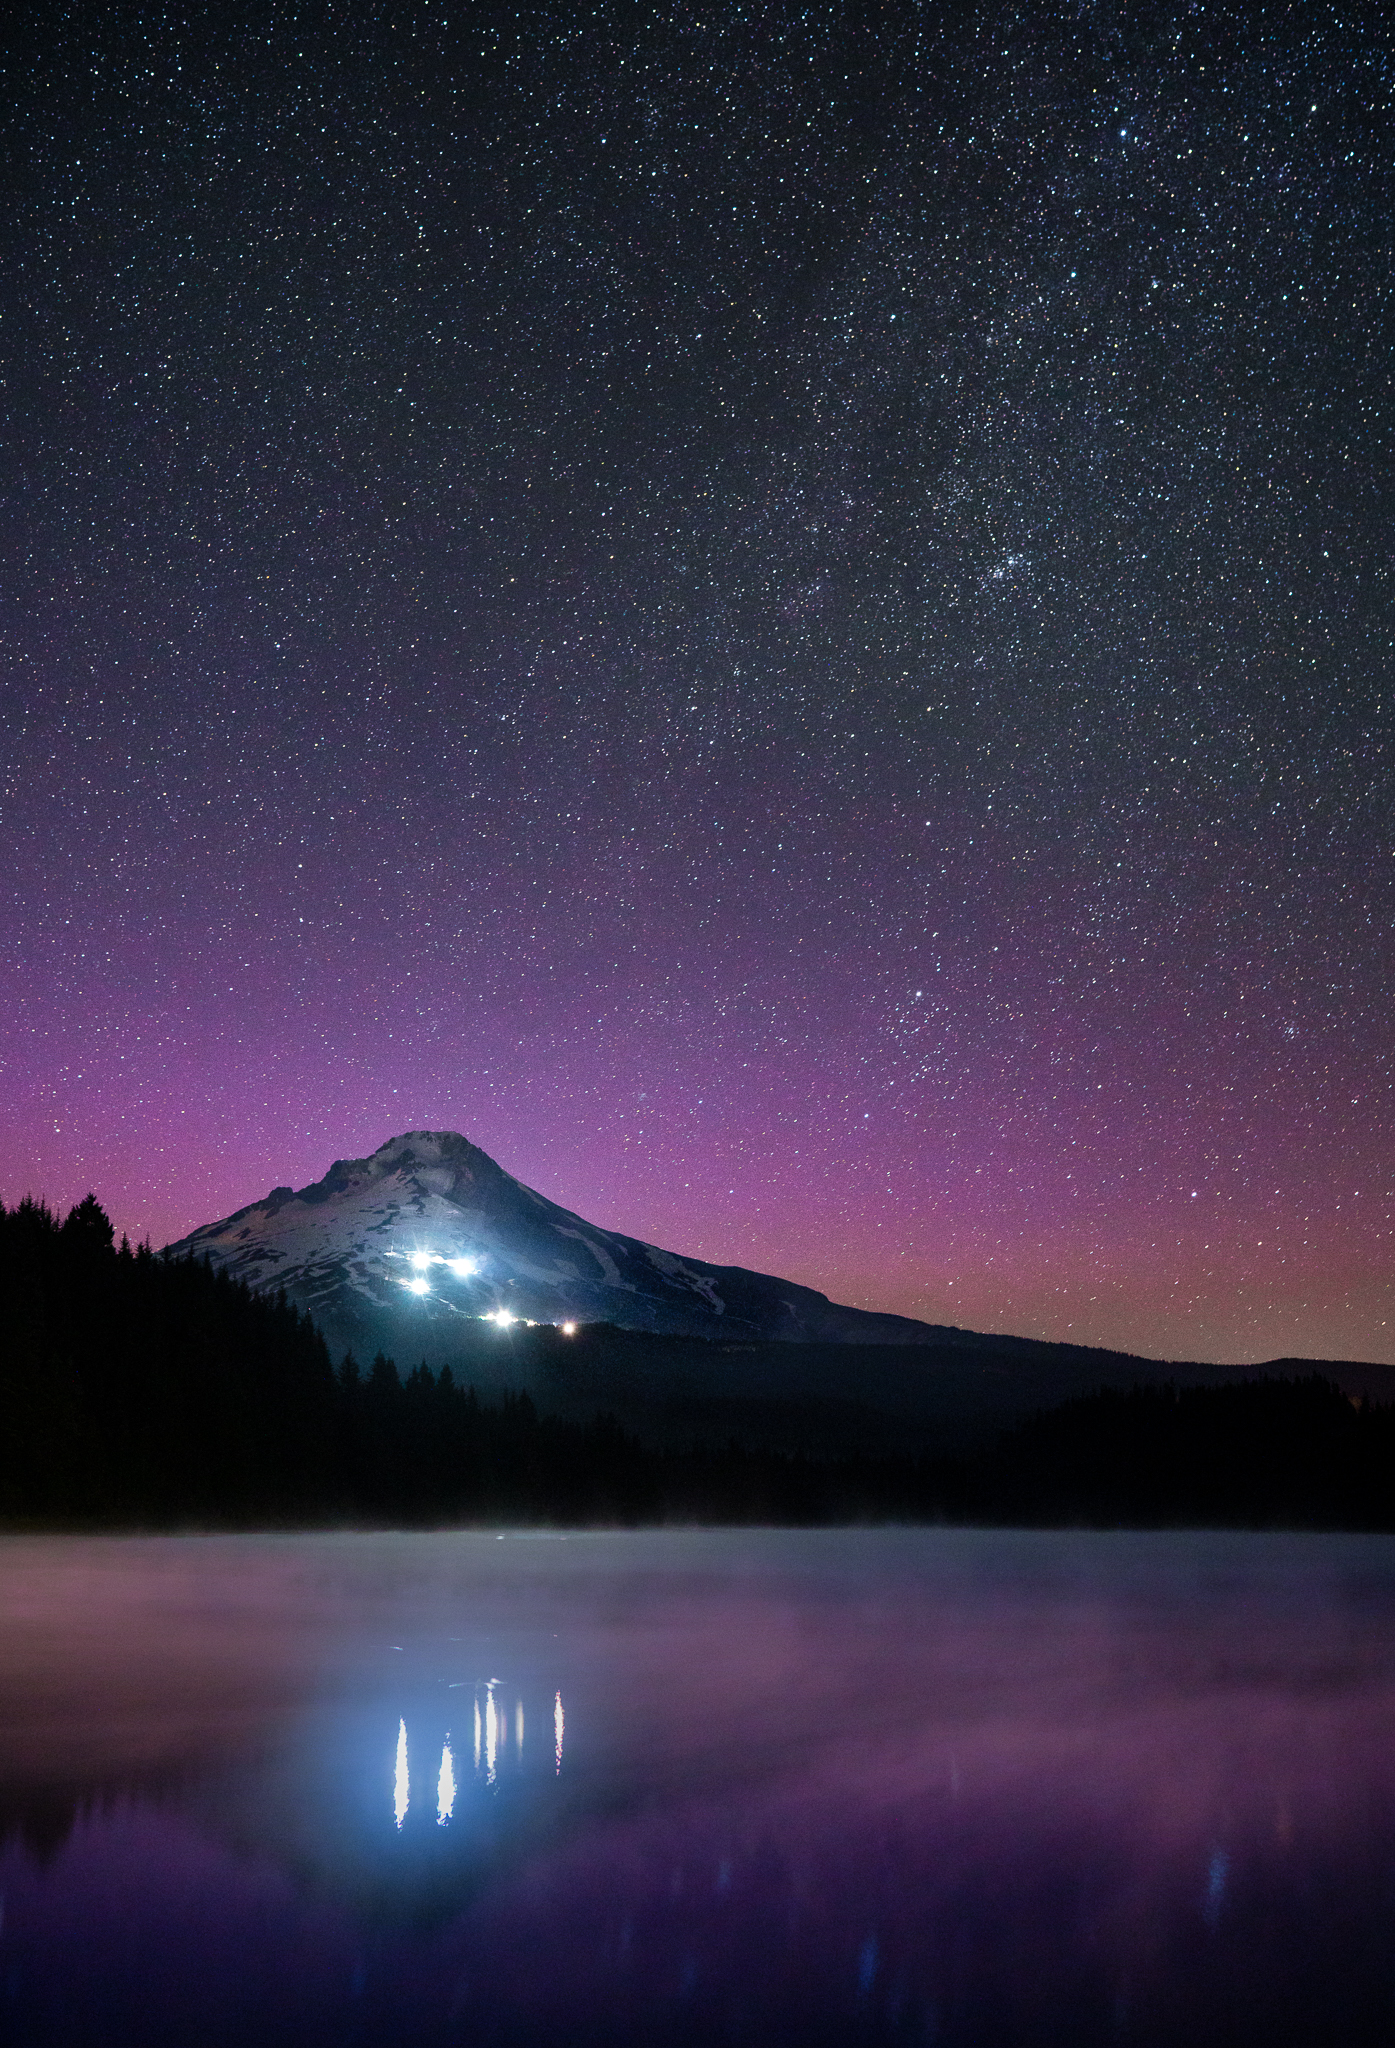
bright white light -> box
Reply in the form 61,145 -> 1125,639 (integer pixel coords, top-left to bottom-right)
491,1309 -> 515,1328
561,1321 -> 577,1337
437,1739 -> 456,1825
447,1257 -> 475,1279
403,1277 -> 430,1296
410,1250 -> 434,1270
394,1719 -> 409,1828
485,1686 -> 498,1784
554,1691 -> 564,1775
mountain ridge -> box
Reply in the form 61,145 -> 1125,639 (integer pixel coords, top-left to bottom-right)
166,1131 -> 1395,1447
165,1129 -> 958,1361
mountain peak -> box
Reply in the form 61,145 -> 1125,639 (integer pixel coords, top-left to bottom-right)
314,1130 -> 505,1203
166,1132 -> 943,1362
362,1130 -> 483,1169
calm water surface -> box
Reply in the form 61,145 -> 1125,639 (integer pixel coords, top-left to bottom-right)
2,1527 -> 1395,2045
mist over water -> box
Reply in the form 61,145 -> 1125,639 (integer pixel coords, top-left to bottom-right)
2,1528 -> 1395,2045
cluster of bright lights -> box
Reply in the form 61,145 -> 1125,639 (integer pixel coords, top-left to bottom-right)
484,1311 -> 580,1331
407,1250 -> 477,1278
479,1309 -> 578,1333
396,1248 -> 478,1298
389,1259 -> 580,1336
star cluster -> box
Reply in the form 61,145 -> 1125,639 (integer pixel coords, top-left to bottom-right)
2,1 -> 1391,1361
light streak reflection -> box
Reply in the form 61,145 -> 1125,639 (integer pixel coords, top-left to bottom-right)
555,1690 -> 564,1774
394,1684 -> 553,1822
394,1718 -> 409,1828
437,1738 -> 456,1824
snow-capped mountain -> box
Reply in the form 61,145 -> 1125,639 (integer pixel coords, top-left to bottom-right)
165,1131 -> 945,1366
163,1131 -> 1395,1448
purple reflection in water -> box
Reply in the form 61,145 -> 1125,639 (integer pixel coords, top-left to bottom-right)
1,1530 -> 1394,2045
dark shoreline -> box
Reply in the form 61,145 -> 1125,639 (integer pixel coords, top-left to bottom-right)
5,1374 -> 1394,1538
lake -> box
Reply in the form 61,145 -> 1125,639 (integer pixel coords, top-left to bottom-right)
2,1527 -> 1394,2045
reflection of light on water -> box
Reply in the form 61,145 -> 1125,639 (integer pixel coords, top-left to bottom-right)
437,1739 -> 456,1824
394,1719 -> 409,1828
393,1685 -> 549,1820
555,1690 -> 564,1774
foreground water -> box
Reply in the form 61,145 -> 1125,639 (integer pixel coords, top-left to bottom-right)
2,1530 -> 1395,2046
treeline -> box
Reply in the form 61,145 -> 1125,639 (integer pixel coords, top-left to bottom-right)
1,1194 -> 341,1522
970,1377 -> 1395,1529
4,1195 -> 1395,1529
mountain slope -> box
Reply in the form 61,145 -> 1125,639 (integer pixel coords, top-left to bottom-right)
165,1131 -> 953,1365
165,1132 -> 1395,1448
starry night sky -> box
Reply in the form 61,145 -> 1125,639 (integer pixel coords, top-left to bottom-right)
3,1 -> 1392,1363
